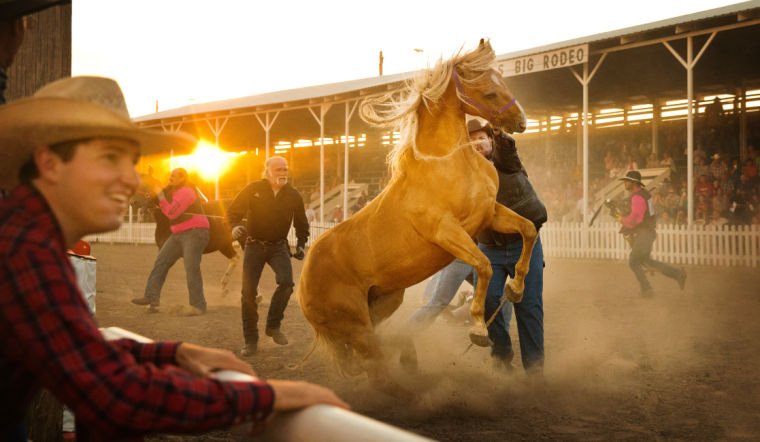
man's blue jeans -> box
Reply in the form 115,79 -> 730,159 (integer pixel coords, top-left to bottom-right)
241,240 -> 294,344
144,228 -> 209,311
478,236 -> 544,370
407,259 -> 473,332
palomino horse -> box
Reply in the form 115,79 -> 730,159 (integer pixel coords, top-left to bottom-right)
297,40 -> 537,395
152,200 -> 240,296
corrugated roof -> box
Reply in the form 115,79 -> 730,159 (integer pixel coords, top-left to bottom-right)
496,0 -> 759,59
134,1 -> 759,124
133,71 -> 412,122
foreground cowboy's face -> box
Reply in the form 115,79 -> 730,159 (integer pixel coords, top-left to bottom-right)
267,158 -> 289,187
470,130 -> 493,158
47,138 -> 140,236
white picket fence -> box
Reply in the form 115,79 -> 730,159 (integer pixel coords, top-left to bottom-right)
87,221 -> 760,268
85,221 -> 338,247
541,222 -> 760,267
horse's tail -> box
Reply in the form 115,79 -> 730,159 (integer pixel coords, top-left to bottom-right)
311,327 -> 363,378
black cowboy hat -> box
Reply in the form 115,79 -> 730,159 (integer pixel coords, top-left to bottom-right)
0,0 -> 69,20
467,118 -> 493,136
619,170 -> 645,186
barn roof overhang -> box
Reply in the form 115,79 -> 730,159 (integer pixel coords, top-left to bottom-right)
133,1 -> 760,149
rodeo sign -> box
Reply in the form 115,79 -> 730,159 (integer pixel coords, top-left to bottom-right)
496,44 -> 588,77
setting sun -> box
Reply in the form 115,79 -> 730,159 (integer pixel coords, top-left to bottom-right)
170,140 -> 237,181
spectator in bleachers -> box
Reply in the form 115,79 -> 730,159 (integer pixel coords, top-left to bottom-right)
741,159 -> 757,182
695,194 -> 710,225
728,184 -> 754,225
709,208 -> 729,227
660,151 -> 676,175
695,156 -> 710,181
329,205 -> 343,223
695,174 -> 714,200
304,203 -> 316,223
709,153 -> 729,181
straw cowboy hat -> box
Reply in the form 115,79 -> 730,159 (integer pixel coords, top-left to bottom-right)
0,0 -> 69,19
0,76 -> 196,188
619,170 -> 645,186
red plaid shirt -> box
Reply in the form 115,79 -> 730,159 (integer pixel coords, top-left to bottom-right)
0,185 -> 274,440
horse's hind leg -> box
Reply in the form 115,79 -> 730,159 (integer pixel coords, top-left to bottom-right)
368,288 -> 417,373
353,330 -> 414,399
368,287 -> 405,327
219,254 -> 239,297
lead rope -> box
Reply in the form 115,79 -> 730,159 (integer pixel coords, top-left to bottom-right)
462,291 -> 512,355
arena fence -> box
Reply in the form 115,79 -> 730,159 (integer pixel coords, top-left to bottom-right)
87,221 -> 760,268
541,222 -> 760,267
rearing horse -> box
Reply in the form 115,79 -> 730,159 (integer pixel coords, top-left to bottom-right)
297,40 -> 537,395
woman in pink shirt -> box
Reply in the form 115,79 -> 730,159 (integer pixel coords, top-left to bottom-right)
132,168 -> 210,314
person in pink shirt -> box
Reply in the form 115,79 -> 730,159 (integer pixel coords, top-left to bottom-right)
619,170 -> 687,297
132,168 -> 210,314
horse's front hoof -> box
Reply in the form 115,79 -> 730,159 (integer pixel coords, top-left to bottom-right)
468,326 -> 492,347
504,283 -> 524,303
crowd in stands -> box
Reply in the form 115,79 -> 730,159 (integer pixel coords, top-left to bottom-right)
518,114 -> 760,226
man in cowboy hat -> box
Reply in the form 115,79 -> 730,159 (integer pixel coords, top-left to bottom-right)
471,117 -> 547,374
0,1 -> 71,104
0,76 -> 347,440
618,170 -> 687,296
407,117 -> 548,374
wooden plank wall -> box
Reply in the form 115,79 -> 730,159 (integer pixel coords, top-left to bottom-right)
6,3 -> 71,101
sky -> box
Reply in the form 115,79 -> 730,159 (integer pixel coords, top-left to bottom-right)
72,0 -> 748,117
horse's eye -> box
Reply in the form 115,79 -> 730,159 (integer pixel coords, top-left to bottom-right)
483,93 -> 498,100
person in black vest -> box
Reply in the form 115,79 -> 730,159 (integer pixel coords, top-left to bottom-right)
227,156 -> 309,356
471,118 -> 548,374
618,170 -> 686,296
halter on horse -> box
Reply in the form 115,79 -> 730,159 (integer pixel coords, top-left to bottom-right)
297,39 -> 537,396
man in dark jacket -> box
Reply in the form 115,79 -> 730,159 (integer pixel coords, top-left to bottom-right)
227,156 -> 310,355
471,118 -> 548,374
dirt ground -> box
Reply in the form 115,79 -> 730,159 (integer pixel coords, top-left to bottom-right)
90,242 -> 760,441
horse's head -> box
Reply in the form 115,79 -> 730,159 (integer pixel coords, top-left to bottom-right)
453,39 -> 526,134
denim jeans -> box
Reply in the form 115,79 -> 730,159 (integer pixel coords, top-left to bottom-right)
629,229 -> 681,291
407,259 -> 473,332
477,236 -> 544,370
241,240 -> 294,344
144,228 -> 209,311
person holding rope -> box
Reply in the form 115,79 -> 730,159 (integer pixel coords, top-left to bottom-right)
132,167 -> 210,315
0,76 -> 347,441
470,118 -> 548,374
617,170 -> 687,296
404,118 -> 546,375
227,155 -> 309,356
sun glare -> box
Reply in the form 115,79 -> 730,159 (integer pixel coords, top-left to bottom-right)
171,140 -> 236,181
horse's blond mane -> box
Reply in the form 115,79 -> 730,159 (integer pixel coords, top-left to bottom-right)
359,41 -> 497,176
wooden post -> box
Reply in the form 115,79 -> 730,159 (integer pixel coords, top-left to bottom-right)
24,389 -> 63,442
